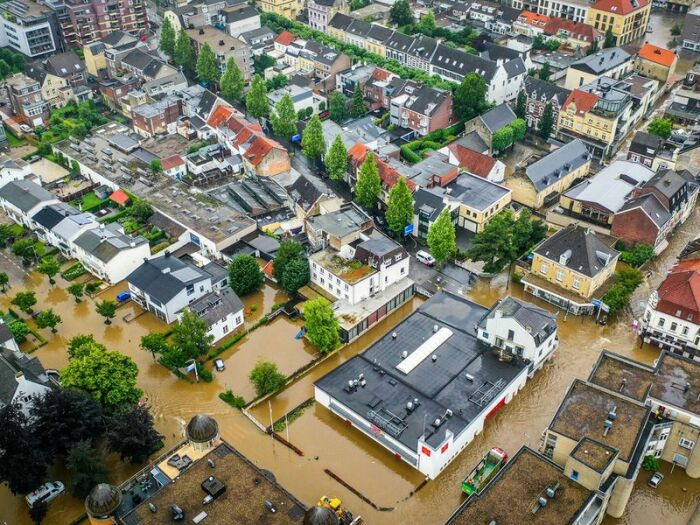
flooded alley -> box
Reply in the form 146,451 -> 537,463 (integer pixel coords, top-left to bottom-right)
2,208 -> 700,525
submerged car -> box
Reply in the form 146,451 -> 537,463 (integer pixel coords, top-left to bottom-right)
648,471 -> 664,488
26,481 -> 65,508
215,359 -> 225,372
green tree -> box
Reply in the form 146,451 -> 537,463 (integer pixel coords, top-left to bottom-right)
95,300 -> 117,324
172,309 -> 214,363
160,16 -> 176,58
390,0 -> 413,26
538,62 -> 551,81
671,23 -> 682,36
174,28 -> 195,74
130,199 -> 153,223
11,290 -> 37,313
603,27 -> 616,48
515,90 -> 527,119
220,56 -> 245,102
350,85 -> 366,118
545,39 -> 561,52
354,152 -> 382,212
12,238 -> 37,261
454,73 -> 487,121
67,283 -> 84,303
301,114 -> 326,162
620,243 -> 654,268
648,117 -> 673,139
196,42 -> 220,85
35,309 -> 62,333
149,159 -> 163,173
532,35 -> 545,49
249,360 -> 286,396
418,11 -> 436,33
37,256 -> 60,285
427,209 -> 456,267
61,342 -> 142,412
278,257 -> 310,295
67,334 -> 105,358
66,441 -> 107,498
491,126 -> 514,152
329,91 -> 348,123
140,332 -> 170,360
324,135 -> 348,181
303,298 -> 340,354
271,93 -> 298,140
246,74 -> 269,118
509,118 -> 527,141
106,404 -> 163,464
350,0 -> 366,9
539,102 -> 554,139
385,177 -> 414,237
0,272 -> 8,293
273,241 -> 305,282
9,321 -> 30,344
228,254 -> 264,296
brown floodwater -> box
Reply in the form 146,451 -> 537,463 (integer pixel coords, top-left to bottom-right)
2,209 -> 700,525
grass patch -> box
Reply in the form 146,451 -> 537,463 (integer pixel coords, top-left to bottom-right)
4,127 -> 26,147
72,192 -> 105,212
62,262 -> 86,280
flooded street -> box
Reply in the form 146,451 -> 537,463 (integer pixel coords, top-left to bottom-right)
1,208 -> 700,524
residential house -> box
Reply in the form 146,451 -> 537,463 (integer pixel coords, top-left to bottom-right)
239,28 -> 276,52
127,252 -> 229,324
187,27 -> 252,84
161,154 -> 187,181
513,10 -> 551,36
327,12 -> 354,42
586,0 -> 651,46
305,203 -> 415,342
0,157 -> 32,189
257,0 -> 303,19
0,179 -> 59,229
189,287 -> 245,343
219,5 -> 260,38
543,17 -> 602,51
463,103 -> 518,154
564,47 -> 634,89
292,40 -> 352,92
666,64 -> 700,124
284,172 -> 342,221
627,131 -> 679,171
440,142 -> 506,183
522,76 -> 571,131
72,222 -> 151,283
681,7 -> 700,53
0,0 -> 59,58
142,71 -> 189,99
0,348 -> 58,414
611,169 -> 698,252
635,43 -> 678,85
31,202 -> 99,257
308,0 -> 349,33
83,30 -> 139,77
267,84 -> 326,115
387,81 -> 455,136
336,64 -> 377,97
26,52 -> 88,108
0,320 -> 20,353
131,97 -> 183,138
522,225 -> 619,313
506,139 -> 591,209
4,73 -> 50,128
512,0 -> 590,23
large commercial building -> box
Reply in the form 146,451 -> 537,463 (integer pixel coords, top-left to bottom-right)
0,0 -> 61,58
315,292 -> 558,478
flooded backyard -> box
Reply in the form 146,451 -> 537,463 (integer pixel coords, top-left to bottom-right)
1,208 -> 700,524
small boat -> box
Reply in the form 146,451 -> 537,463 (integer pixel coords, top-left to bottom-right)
461,447 -> 508,495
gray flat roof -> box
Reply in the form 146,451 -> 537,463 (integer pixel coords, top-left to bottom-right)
444,173 -> 510,211
315,292 -> 528,450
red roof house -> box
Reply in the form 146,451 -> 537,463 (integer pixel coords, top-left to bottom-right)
655,268 -> 700,321
109,189 -> 130,206
562,90 -> 599,116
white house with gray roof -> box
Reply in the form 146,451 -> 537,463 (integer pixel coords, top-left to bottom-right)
31,202 -> 100,257
72,223 -> 150,284
267,84 -> 326,115
0,179 -> 59,228
189,287 -> 244,343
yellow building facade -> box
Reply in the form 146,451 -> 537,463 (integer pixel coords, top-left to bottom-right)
586,0 -> 651,46
258,0 -> 303,19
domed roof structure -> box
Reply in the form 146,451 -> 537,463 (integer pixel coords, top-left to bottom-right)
85,483 -> 121,517
303,506 -> 339,525
186,413 -> 219,443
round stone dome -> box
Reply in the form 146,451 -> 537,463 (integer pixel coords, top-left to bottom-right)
85,483 -> 121,517
186,413 -> 219,443
303,506 -> 339,525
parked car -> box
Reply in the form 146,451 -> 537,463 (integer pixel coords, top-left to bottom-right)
648,471 -> 664,488
416,250 -> 436,267
19,124 -> 33,134
215,359 -> 225,372
116,291 -> 131,302
26,481 -> 65,508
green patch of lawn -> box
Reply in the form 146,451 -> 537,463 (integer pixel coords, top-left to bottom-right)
73,191 -> 104,212
4,127 -> 26,147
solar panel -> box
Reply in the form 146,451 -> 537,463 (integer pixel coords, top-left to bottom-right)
395,327 -> 453,375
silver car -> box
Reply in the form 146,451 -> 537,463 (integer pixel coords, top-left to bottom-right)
215,359 -> 225,372
648,471 -> 664,488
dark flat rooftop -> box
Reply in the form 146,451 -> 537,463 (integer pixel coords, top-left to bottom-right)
570,437 -> 618,473
549,380 -> 650,463
121,442 -> 305,524
445,447 -> 594,525
315,293 -> 528,449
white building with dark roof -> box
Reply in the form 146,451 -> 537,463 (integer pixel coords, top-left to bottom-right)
0,179 -> 59,228
314,292 -> 557,478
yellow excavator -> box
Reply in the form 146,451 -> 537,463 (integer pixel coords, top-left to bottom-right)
317,496 -> 363,525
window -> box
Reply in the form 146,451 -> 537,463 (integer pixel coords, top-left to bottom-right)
682,326 -> 689,336
556,269 -> 564,282
222,324 -> 229,334
671,322 -> 678,332
658,318 -> 665,328
186,284 -> 194,296
572,277 -> 581,290
507,329 -> 515,341
571,470 -> 579,481
540,262 -> 549,274
679,438 -> 695,450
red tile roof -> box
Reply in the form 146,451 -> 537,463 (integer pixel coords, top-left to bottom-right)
370,67 -> 393,82
274,31 -> 296,46
348,143 -> 369,166
517,10 -> 550,27
244,136 -> 284,166
544,18 -> 601,42
207,105 -> 236,129
656,268 -> 700,320
562,89 -> 599,116
590,0 -> 649,15
109,189 -> 130,206
638,43 -> 677,68
348,145 -> 416,191
161,154 -> 185,171
447,144 -> 496,179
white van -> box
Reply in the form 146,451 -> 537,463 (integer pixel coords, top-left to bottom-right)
416,250 -> 436,266
26,481 -> 65,508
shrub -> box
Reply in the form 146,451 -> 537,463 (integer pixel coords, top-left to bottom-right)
219,390 -> 246,408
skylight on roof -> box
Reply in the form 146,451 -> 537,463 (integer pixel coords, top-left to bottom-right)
396,327 -> 453,375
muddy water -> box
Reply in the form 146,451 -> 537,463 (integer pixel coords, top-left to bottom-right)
2,209 -> 700,525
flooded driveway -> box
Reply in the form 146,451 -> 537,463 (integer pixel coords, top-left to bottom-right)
2,208 -> 700,525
